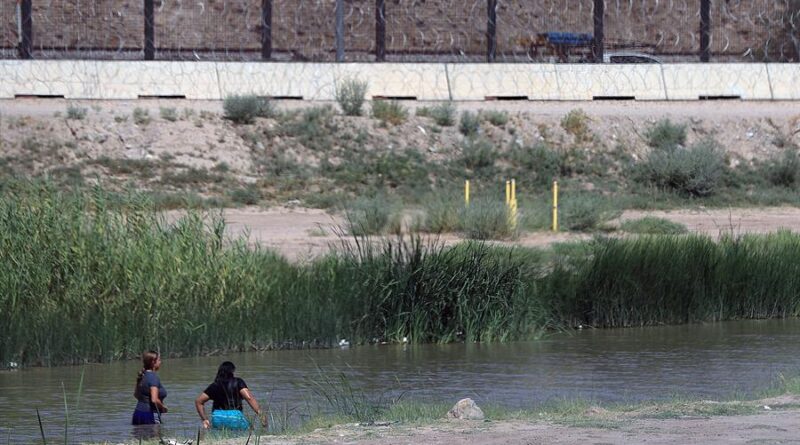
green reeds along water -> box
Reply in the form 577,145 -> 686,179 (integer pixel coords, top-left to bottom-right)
3,184 -> 800,366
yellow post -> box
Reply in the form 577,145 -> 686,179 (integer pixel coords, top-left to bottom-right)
464,180 -> 470,207
552,180 -> 559,232
505,180 -> 511,205
511,179 -> 516,203
510,179 -> 518,230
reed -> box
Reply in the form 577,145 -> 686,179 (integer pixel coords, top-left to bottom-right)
3,184 -> 800,366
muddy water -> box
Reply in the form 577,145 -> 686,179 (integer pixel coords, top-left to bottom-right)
2,319 -> 800,443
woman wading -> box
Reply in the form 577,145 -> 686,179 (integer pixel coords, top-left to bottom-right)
195,361 -> 266,430
132,350 -> 168,425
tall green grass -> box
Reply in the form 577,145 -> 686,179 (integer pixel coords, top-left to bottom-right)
3,184 -> 800,366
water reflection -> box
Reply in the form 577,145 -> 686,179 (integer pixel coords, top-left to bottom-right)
1,319 -> 799,443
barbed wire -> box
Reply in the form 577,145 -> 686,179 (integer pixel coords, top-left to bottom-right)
1,0 -> 798,62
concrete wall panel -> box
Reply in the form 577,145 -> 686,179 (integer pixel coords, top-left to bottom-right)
446,64 -> 559,100
217,63 -> 335,100
0,60 -> 100,99
333,64 -> 450,101
555,64 -> 666,100
1,61 -> 797,102
661,64 -> 772,100
766,64 -> 800,100
96,61 -> 220,99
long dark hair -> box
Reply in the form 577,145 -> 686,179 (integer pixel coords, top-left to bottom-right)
215,361 -> 240,407
134,350 -> 159,395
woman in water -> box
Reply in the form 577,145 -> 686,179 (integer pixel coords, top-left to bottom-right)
194,361 -> 266,430
132,350 -> 168,425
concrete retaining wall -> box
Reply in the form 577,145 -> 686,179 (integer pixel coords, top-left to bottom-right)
0,60 -> 797,101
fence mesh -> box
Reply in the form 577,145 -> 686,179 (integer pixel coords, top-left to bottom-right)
1,0 -> 799,62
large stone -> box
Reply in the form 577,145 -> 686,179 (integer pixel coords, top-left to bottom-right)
447,398 -> 485,420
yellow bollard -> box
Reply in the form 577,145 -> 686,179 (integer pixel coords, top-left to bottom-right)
511,179 -> 516,203
510,179 -> 518,230
552,180 -> 559,232
505,180 -> 511,205
465,180 -> 470,207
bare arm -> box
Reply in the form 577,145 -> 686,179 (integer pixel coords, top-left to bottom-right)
195,392 -> 211,429
240,388 -> 267,428
149,386 -> 168,414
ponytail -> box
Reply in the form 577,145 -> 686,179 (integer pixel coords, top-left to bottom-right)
134,350 -> 159,395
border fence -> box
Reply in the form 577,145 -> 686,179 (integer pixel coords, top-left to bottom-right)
1,1 -> 799,63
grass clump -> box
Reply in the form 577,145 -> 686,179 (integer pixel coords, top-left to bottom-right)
509,142 -> 562,186
159,107 -> 178,122
418,102 -> 456,127
132,107 -> 151,125
645,119 -> 687,151
344,194 -> 401,236
228,185 -> 262,206
560,193 -> 621,232
634,139 -> 726,197
371,100 -> 408,126
459,111 -> 481,137
420,193 -> 462,233
335,78 -> 369,116
65,105 -> 87,120
285,105 -> 337,151
765,149 -> 800,188
620,217 -> 688,235
483,110 -> 509,127
461,198 -> 516,240
458,138 -> 497,173
223,94 -> 275,124
561,109 -> 590,141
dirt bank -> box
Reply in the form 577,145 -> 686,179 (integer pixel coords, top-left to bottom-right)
193,395 -> 800,445
219,206 -> 800,260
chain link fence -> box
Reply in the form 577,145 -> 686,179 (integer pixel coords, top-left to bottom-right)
2,0 -> 799,62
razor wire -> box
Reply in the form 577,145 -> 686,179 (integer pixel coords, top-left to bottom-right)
1,0 -> 798,62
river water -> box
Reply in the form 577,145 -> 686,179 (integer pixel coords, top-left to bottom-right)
2,319 -> 800,443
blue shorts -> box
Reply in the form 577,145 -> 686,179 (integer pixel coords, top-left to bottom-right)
211,409 -> 250,430
132,408 -> 160,425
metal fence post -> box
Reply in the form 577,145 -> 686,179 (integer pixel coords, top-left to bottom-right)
700,0 -> 711,62
19,0 -> 33,59
487,0 -> 497,62
144,0 -> 155,60
335,0 -> 345,62
376,0 -> 386,61
592,0 -> 604,62
262,0 -> 272,60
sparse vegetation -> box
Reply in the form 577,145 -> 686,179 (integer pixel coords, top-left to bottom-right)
371,100 -> 408,125
646,119 -> 687,151
561,109 -> 590,141
765,148 -> 800,188
65,105 -> 87,120
159,106 -> 178,122
418,102 -> 456,127
634,138 -> 726,197
459,111 -> 481,137
335,78 -> 369,116
223,94 -> 275,124
132,107 -> 151,125
559,192 -> 621,231
483,110 -> 509,127
620,217 -> 689,235
344,194 -> 401,236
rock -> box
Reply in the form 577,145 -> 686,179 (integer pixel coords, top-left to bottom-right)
447,398 -> 485,420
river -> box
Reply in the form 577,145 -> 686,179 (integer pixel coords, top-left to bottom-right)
2,319 -> 799,443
